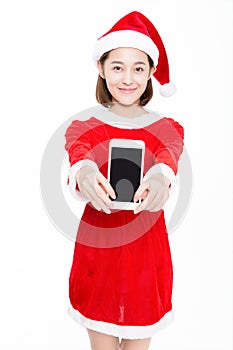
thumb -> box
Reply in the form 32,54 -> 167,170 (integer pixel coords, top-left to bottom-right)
134,181 -> 149,202
96,171 -> 116,199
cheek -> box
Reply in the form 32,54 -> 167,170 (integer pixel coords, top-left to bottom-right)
106,77 -> 122,92
106,74 -> 121,85
135,74 -> 149,86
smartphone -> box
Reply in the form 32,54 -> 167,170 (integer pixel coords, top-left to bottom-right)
108,139 -> 145,210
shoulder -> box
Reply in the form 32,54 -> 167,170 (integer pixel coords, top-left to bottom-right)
138,109 -> 183,130
64,107 -> 110,151
145,113 -> 184,142
164,117 -> 184,138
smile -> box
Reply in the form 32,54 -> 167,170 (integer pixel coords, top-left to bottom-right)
118,88 -> 137,94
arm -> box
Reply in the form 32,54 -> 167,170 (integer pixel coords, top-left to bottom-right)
65,120 -> 115,213
134,118 -> 184,214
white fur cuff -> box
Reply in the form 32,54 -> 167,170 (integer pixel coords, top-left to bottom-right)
143,163 -> 176,188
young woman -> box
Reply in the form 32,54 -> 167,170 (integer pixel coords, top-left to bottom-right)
65,11 -> 184,350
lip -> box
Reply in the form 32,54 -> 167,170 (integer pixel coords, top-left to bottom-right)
118,88 -> 137,94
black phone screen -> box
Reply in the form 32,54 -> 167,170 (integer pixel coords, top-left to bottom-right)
109,147 -> 142,202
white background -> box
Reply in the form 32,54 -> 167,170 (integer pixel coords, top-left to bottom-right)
0,0 -> 232,349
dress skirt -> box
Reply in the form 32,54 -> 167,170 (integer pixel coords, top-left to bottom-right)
68,205 -> 174,339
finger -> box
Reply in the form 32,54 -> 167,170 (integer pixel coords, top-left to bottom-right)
84,191 -> 101,211
148,191 -> 170,212
96,172 -> 116,199
146,192 -> 162,211
134,201 -> 147,214
134,193 -> 147,214
86,187 -> 111,214
134,194 -> 152,214
89,201 -> 101,211
141,190 -> 149,201
134,188 -> 148,203
134,186 -> 160,213
95,183 -> 114,205
82,174 -> 112,211
79,188 -> 93,203
138,192 -> 158,212
134,181 -> 149,202
154,189 -> 169,208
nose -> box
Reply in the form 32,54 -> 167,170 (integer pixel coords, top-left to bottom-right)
122,69 -> 133,85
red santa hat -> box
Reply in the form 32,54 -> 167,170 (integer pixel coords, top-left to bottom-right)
93,11 -> 176,97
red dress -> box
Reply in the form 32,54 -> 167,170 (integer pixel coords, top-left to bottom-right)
64,109 -> 184,339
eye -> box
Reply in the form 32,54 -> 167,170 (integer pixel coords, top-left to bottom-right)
113,66 -> 122,72
135,67 -> 144,72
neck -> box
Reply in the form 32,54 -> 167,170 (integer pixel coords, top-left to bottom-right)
108,102 -> 148,119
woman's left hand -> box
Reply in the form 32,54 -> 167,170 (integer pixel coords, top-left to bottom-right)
133,173 -> 171,214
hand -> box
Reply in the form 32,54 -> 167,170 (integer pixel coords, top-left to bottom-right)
133,173 -> 170,214
76,166 -> 116,214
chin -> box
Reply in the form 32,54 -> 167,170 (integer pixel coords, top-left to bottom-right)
114,98 -> 140,106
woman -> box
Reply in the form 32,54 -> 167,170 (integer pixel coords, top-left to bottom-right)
65,11 -> 184,350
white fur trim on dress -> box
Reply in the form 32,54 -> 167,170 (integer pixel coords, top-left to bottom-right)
68,160 -> 99,201
71,106 -> 165,129
93,30 -> 159,66
143,163 -> 176,189
68,304 -> 175,339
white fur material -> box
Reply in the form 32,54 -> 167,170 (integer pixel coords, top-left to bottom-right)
143,163 -> 176,189
159,82 -> 176,97
93,30 -> 159,66
68,159 -> 99,201
68,304 -> 175,339
94,108 -> 165,129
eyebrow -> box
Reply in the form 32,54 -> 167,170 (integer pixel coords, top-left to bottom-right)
110,60 -> 147,65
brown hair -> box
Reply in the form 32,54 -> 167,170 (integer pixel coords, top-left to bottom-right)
96,51 -> 154,106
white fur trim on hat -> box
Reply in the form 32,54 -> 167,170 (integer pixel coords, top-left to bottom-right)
159,82 -> 176,97
93,30 -> 159,66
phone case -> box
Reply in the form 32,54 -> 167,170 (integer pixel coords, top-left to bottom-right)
108,139 -> 145,210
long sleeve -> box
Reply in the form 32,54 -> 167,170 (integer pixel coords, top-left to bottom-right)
65,120 -> 99,199
144,118 -> 184,188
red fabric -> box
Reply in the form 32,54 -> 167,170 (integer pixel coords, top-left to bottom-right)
65,116 -> 184,327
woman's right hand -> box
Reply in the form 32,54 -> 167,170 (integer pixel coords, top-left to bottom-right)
76,166 -> 116,214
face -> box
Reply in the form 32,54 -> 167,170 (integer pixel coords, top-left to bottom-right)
98,47 -> 155,106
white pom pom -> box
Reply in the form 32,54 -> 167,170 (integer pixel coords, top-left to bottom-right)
159,82 -> 176,97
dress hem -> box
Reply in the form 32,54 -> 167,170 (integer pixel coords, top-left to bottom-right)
68,303 -> 175,339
